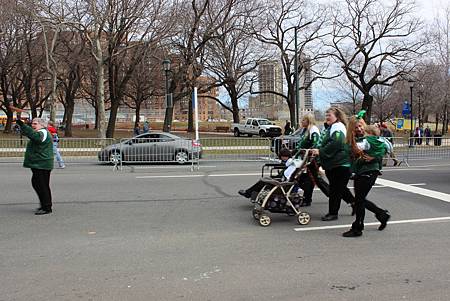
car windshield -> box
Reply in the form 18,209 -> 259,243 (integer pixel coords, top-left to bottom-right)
257,120 -> 272,125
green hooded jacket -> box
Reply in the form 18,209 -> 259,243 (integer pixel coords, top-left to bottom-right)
297,125 -> 321,150
319,122 -> 350,170
352,136 -> 387,175
17,120 -> 54,170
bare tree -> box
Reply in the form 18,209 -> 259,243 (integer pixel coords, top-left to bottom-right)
165,0 -> 240,132
251,0 -> 331,126
123,46 -> 163,127
0,0 -> 24,132
372,84 -> 396,122
329,0 -> 425,123
431,6 -> 450,134
332,76 -> 362,115
204,0 -> 266,123
55,31 -> 88,137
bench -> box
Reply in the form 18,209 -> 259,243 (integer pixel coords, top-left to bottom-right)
215,126 -> 230,132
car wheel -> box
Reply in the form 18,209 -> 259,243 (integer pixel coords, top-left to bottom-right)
234,128 -> 240,137
109,150 -> 122,165
259,130 -> 266,137
175,150 -> 189,164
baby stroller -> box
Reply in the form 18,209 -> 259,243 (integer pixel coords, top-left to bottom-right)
252,149 -> 312,227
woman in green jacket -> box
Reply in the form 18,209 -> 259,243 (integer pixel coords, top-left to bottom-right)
16,116 -> 54,215
312,107 -> 354,221
342,117 -> 390,237
295,114 -> 323,206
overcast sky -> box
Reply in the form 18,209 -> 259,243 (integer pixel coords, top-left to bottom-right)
312,0 -> 450,110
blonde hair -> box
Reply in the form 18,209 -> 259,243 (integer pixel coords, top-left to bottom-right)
346,116 -> 366,159
302,113 -> 316,134
365,125 -> 380,136
326,107 -> 348,127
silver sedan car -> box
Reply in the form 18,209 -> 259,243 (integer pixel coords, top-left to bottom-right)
98,132 -> 202,164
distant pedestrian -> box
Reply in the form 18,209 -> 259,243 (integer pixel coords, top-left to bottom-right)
133,122 -> 140,136
10,106 -> 54,215
284,121 -> 292,135
380,122 -> 393,143
48,121 -> 65,169
414,127 -> 422,145
424,126 -> 431,145
143,120 -> 150,133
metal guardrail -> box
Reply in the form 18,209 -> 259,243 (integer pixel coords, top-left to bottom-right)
0,138 -> 116,163
406,136 -> 450,161
1,136 -> 449,166
199,137 -> 276,162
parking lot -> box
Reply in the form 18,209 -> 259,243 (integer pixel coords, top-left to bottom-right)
1,159 -> 449,300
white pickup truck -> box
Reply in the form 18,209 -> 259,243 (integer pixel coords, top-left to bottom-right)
231,118 -> 282,137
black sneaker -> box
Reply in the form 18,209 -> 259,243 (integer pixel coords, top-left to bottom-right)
321,214 -> 338,221
377,211 -> 390,231
34,209 -> 52,215
238,190 -> 251,198
342,229 -> 363,237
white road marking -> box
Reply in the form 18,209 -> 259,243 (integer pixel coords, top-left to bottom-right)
293,216 -> 450,232
209,173 -> 261,177
376,178 -> 450,203
382,168 -> 433,171
313,183 -> 426,191
136,173 -> 260,179
136,175 -> 205,179
133,165 -> 217,169
384,163 -> 450,169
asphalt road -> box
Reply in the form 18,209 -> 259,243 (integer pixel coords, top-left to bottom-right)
0,159 -> 449,301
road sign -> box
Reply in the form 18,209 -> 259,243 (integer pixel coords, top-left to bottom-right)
402,101 -> 411,117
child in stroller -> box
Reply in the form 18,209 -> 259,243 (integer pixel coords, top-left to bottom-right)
251,149 -> 313,227
238,148 -> 292,201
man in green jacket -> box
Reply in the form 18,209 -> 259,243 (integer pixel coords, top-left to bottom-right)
16,117 -> 54,215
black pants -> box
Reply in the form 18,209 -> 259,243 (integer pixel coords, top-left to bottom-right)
325,166 -> 353,215
306,159 -> 329,196
246,180 -> 266,195
352,172 -> 385,231
297,173 -> 314,203
31,168 -> 52,211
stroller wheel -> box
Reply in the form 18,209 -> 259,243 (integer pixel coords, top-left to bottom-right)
252,209 -> 261,220
297,212 -> 311,225
259,214 -> 272,227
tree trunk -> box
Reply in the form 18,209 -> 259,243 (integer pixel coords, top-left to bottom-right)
287,83 -> 296,128
95,36 -> 107,139
4,110 -> 13,133
106,101 -> 120,138
229,87 -> 240,124
188,90 -> 194,132
94,105 -> 99,130
135,104 -> 141,128
64,101 -> 74,137
361,94 -> 373,124
435,113 -> 439,134
49,72 -> 57,123
442,103 -> 448,135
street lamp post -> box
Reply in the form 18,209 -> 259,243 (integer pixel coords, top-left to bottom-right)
163,59 -> 173,132
294,26 -> 300,129
408,79 -> 414,147
417,83 -> 423,128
